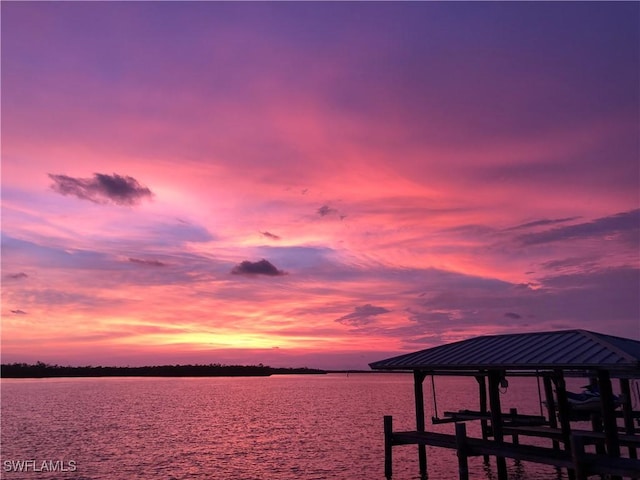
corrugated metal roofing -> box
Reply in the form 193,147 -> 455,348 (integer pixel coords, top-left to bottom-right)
369,329 -> 640,372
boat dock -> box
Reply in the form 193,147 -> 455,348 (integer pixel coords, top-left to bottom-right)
370,329 -> 640,480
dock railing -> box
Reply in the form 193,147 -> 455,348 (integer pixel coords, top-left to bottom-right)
383,415 -> 640,480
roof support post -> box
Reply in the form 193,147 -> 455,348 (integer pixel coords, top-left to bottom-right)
553,369 -> 575,480
570,433 -> 587,480
488,369 -> 507,480
620,377 -> 637,460
598,369 -> 621,480
414,369 -> 428,479
543,373 -> 560,452
588,375 -> 606,455
476,373 -> 490,463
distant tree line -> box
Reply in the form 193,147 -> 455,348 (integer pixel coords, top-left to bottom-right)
1,361 -> 326,378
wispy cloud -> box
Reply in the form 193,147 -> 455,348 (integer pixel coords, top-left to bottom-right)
506,217 -> 581,231
128,258 -> 166,267
6,272 -> 28,280
336,304 -> 390,326
260,231 -> 281,241
10,309 -> 27,315
231,259 -> 287,276
517,209 -> 639,246
539,256 -> 600,272
410,265 -> 639,337
318,205 -> 338,217
49,173 -> 153,206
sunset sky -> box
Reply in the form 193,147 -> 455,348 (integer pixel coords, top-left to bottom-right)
2,2 -> 638,369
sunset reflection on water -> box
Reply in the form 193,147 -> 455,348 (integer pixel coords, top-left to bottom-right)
1,374 -> 583,479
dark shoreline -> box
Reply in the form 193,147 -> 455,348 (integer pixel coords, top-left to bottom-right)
1,362 -> 327,378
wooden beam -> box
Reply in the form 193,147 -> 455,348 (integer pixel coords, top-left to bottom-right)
502,425 -> 640,449
414,370 -> 428,479
390,428 -> 640,476
581,454 -> 640,478
392,429 -> 573,467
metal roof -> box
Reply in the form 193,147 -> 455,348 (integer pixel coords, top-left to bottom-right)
369,329 -> 640,373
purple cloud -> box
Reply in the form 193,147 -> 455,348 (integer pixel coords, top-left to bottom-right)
49,173 -> 153,206
318,205 -> 338,217
336,304 -> 390,326
128,258 -> 166,267
260,231 -> 281,241
6,272 -> 28,280
231,259 -> 287,276
517,209 -> 639,246
409,265 -> 639,339
506,216 -> 581,231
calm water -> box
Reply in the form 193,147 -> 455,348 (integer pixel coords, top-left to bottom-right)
1,373 -> 586,480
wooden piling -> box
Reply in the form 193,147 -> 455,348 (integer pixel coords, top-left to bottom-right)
488,370 -> 508,480
414,370 -> 428,479
554,369 -> 576,480
620,378 -> 638,460
588,376 -> 606,456
543,374 -> 561,452
384,415 -> 393,479
455,422 -> 469,480
476,374 -> 490,463
598,370 -> 622,480
509,408 -> 520,446
570,434 -> 587,480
